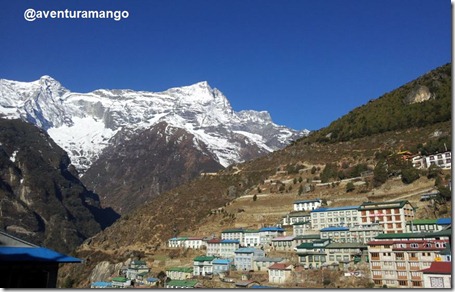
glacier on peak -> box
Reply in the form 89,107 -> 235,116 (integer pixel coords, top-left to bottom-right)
0,76 -> 309,172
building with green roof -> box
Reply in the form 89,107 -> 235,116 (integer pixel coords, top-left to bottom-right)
111,277 -> 130,288
166,267 -> 194,280
165,279 -> 200,288
193,256 -> 216,277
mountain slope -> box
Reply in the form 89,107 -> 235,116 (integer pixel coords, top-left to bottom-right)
0,78 -> 308,173
82,121 -> 224,215
0,118 -> 118,254
60,63 -> 451,287
305,63 -> 451,143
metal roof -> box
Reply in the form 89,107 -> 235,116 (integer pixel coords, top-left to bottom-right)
0,247 -> 81,263
437,218 -> 452,225
234,247 -> 262,253
420,262 -> 451,274
91,282 -> 112,287
294,198 -> 321,204
259,227 -> 285,232
212,259 -> 233,265
320,226 -> 349,232
311,206 -> 359,213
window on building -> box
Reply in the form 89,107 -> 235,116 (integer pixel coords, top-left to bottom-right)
412,281 -> 422,287
371,252 -> 379,258
398,280 -> 407,286
430,277 -> 444,288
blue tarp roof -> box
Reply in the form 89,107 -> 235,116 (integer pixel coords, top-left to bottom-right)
0,247 -> 81,263
311,206 -> 359,212
91,282 -> 112,287
320,226 -> 349,232
213,259 -> 233,265
259,227 -> 285,232
221,239 -> 240,243
234,247 -> 260,253
437,218 -> 452,225
147,277 -> 159,282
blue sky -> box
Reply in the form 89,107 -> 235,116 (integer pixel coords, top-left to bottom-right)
0,0 -> 451,131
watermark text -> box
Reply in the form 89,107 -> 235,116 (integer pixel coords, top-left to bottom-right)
24,8 -> 129,22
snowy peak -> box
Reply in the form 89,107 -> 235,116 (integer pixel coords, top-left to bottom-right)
0,77 -> 309,172
238,110 -> 273,124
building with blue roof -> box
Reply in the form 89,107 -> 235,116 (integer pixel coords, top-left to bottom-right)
437,218 -> 452,226
310,206 -> 360,230
145,277 -> 159,285
321,226 -> 350,232
0,231 -> 82,288
90,281 -> 113,288
212,258 -> 233,275
258,226 -> 285,245
234,248 -> 265,271
406,218 -> 452,233
310,205 -> 360,212
259,227 -> 285,232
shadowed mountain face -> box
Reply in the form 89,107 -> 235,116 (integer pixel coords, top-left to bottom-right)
0,118 -> 119,254
81,121 -> 224,215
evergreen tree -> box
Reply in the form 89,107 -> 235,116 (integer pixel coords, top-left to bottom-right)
373,159 -> 388,187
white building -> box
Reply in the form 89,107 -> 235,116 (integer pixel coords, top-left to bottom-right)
193,256 -> 216,276
234,248 -> 265,271
310,206 -> 360,230
244,230 -> 261,247
221,229 -> 245,244
259,227 -> 285,245
293,199 -> 323,211
412,151 -> 451,169
282,211 -> 311,226
292,221 -> 312,236
184,237 -> 206,249
268,263 -> 294,284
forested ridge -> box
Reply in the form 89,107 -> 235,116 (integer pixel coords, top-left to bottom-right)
306,63 -> 451,143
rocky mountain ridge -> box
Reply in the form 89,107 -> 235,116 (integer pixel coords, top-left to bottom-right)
0,77 -> 309,173
0,118 -> 118,254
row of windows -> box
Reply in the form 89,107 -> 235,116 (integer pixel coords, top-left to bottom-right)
370,252 -> 436,259
314,211 -> 358,218
361,208 -> 401,215
395,242 -> 447,249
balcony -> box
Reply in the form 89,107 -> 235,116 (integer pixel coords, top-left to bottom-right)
371,256 -> 380,261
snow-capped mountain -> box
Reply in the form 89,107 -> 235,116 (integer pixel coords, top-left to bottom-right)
0,76 -> 309,173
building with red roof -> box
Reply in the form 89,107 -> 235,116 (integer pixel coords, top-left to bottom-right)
421,261 -> 451,288
268,262 -> 293,284
367,230 -> 451,288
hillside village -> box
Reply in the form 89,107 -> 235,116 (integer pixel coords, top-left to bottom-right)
87,151 -> 452,289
